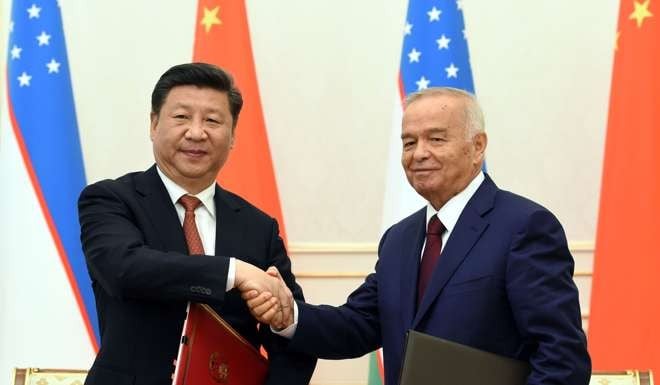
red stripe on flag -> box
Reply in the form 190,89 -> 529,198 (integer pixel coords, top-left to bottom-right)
376,348 -> 385,381
398,72 -> 406,104
588,0 -> 660,373
193,1 -> 287,242
5,76 -> 99,352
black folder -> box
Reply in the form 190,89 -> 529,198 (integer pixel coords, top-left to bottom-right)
399,330 -> 530,385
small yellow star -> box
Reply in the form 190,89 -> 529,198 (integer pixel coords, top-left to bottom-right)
200,6 -> 222,33
629,0 -> 653,28
615,30 -> 620,50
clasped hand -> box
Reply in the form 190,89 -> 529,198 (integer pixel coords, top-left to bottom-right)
235,261 -> 294,330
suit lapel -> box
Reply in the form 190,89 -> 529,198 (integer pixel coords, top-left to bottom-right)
135,165 -> 188,254
412,175 -> 497,328
213,186 -> 245,257
400,208 -> 427,329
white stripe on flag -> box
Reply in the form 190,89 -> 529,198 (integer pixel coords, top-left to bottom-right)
371,95 -> 425,384
381,94 -> 425,231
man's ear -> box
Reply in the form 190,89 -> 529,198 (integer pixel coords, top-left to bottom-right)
149,112 -> 158,140
473,132 -> 488,163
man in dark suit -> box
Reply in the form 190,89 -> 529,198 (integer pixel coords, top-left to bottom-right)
78,63 -> 315,385
246,87 -> 591,385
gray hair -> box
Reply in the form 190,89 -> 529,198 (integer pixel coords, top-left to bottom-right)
404,87 -> 485,139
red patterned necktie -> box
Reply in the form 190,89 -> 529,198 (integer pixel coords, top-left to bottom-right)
178,195 -> 205,255
417,215 -> 445,306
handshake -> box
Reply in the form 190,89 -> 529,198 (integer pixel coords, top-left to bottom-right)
235,260 -> 295,331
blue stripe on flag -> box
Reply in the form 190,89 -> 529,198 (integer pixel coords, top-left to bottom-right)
400,0 -> 475,95
7,0 -> 98,345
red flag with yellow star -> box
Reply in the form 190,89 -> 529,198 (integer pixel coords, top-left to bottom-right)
588,0 -> 660,373
193,1 -> 288,241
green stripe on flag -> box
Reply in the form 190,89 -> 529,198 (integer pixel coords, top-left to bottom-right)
368,351 -> 384,385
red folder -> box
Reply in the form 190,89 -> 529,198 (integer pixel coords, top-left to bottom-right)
172,303 -> 268,385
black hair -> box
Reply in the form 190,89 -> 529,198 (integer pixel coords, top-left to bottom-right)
151,62 -> 243,127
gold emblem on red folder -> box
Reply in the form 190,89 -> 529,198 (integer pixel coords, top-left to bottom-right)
208,352 -> 229,383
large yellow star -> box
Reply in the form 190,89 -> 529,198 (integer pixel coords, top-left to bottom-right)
629,0 -> 653,28
200,6 -> 222,33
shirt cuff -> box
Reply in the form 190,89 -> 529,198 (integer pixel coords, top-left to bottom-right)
226,257 -> 235,292
271,301 -> 299,339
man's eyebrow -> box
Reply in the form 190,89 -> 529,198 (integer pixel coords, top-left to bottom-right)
426,127 -> 448,133
401,127 -> 448,139
170,102 -> 190,109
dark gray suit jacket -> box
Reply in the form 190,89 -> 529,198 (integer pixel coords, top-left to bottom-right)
79,165 -> 315,385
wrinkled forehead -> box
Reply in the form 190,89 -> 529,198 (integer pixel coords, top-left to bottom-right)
405,92 -> 466,110
403,94 -> 467,127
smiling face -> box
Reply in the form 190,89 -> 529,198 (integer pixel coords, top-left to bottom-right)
401,93 -> 486,209
150,85 -> 234,194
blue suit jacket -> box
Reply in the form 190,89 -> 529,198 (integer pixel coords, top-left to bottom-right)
289,175 -> 590,385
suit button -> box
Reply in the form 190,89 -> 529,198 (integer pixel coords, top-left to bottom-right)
190,286 -> 211,295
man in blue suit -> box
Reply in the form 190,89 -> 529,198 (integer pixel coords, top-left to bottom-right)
246,87 -> 591,385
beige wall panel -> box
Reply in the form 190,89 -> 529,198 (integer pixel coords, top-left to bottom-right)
62,0 -> 619,246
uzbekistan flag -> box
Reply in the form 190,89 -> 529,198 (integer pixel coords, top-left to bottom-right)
374,1 -> 477,383
0,0 -> 96,376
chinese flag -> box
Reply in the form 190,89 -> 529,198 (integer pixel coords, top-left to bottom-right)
193,1 -> 287,241
589,0 -> 660,374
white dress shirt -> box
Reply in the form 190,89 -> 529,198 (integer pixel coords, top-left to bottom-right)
423,171 -> 485,256
157,166 -> 235,291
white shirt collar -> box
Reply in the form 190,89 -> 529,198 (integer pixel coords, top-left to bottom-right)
156,166 -> 216,218
425,171 -> 485,232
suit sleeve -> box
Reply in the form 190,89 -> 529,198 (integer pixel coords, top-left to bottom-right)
286,273 -> 381,359
78,181 -> 230,303
506,209 -> 591,385
282,231 -> 387,360
258,219 -> 318,385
